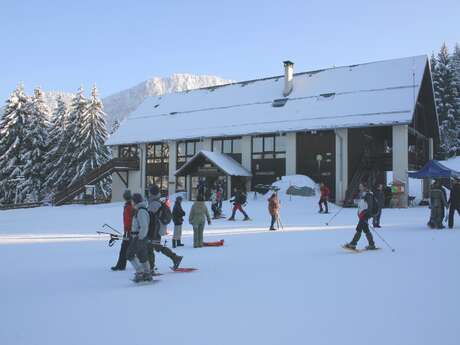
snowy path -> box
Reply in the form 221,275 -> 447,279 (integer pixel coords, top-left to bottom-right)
1,198 -> 460,345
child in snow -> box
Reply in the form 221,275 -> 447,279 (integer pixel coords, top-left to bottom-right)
189,195 -> 211,248
318,183 -> 330,214
111,190 -> 133,271
126,193 -> 152,282
344,183 -> 377,250
172,196 -> 186,248
268,192 -> 280,231
228,188 -> 250,221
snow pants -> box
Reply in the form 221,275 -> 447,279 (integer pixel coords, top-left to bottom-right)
429,206 -> 445,229
448,204 -> 460,228
319,198 -> 328,213
193,222 -> 205,247
350,219 -> 375,247
126,237 -> 149,263
114,237 -> 131,269
373,209 -> 382,227
173,225 -> 182,240
230,203 -> 248,219
147,240 -> 178,270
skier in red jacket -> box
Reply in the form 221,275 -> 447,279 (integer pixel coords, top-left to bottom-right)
111,190 -> 134,271
318,183 -> 330,214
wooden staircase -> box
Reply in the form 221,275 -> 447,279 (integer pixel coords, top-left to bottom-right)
343,153 -> 391,207
53,157 -> 139,206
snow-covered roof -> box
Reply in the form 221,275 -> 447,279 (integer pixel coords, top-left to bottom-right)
175,150 -> 252,177
107,55 -> 429,146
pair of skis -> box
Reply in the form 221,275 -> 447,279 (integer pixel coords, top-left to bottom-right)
341,244 -> 381,253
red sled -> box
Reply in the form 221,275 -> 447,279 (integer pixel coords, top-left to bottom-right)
170,267 -> 198,273
203,239 -> 224,247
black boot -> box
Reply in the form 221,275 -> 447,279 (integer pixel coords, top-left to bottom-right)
172,240 -> 177,248
172,255 -> 183,270
177,240 -> 184,247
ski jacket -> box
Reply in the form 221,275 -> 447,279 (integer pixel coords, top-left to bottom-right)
210,191 -> 218,205
123,201 -> 134,235
172,202 -> 186,225
374,190 -> 385,208
268,195 -> 280,216
230,191 -> 246,205
357,192 -> 373,221
189,201 -> 211,225
132,202 -> 150,240
320,186 -> 330,200
148,193 -> 167,236
448,184 -> 460,206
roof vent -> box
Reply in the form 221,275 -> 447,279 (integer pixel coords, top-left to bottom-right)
283,60 -> 294,97
272,98 -> 288,107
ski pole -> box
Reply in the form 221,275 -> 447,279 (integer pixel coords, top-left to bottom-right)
369,224 -> 396,252
325,206 -> 344,226
102,224 -> 122,235
278,213 -> 284,230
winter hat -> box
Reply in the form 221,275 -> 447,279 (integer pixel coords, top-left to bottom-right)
149,184 -> 160,196
123,190 -> 132,201
132,193 -> 143,205
176,196 -> 183,203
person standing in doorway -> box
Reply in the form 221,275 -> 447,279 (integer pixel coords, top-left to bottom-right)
318,183 -> 330,214
373,184 -> 385,228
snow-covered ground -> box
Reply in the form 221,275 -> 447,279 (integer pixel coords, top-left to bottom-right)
1,195 -> 460,345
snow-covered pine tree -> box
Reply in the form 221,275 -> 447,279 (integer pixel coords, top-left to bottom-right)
43,95 -> 69,193
73,85 -> 111,198
452,43 -> 460,101
53,87 -> 88,191
17,87 -> 50,202
432,43 -> 460,158
110,119 -> 120,135
0,85 -> 31,204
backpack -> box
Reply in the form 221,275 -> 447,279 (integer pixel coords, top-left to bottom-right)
158,202 -> 172,225
239,193 -> 247,205
139,207 -> 160,241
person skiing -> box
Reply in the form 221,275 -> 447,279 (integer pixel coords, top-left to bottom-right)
344,183 -> 377,250
147,185 -> 182,272
228,188 -> 250,221
448,179 -> 460,229
172,196 -> 186,248
111,190 -> 134,271
126,193 -> 152,282
268,192 -> 280,231
372,184 -> 385,228
318,183 -> 330,214
189,195 -> 211,248
428,180 -> 448,229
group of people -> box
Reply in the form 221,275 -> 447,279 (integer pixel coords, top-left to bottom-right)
428,179 -> 460,229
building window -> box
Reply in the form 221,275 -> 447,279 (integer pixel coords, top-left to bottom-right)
211,137 -> 242,163
147,143 -> 169,164
118,145 -> 139,158
177,140 -> 199,165
252,133 -> 286,159
146,142 -> 169,196
176,176 -> 186,192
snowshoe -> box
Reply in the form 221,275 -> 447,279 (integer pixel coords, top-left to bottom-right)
243,217 -> 251,221
143,272 -> 153,281
132,272 -> 145,283
203,239 -> 224,247
342,243 -> 359,252
170,267 -> 198,273
365,244 -> 378,250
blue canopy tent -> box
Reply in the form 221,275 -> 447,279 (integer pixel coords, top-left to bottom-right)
408,160 -> 460,179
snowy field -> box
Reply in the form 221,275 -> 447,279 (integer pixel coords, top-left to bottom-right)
1,194 -> 460,345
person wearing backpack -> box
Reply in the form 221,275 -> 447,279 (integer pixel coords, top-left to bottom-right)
228,188 -> 250,221
372,184 -> 385,228
111,190 -> 134,271
344,183 -> 377,250
172,196 -> 186,248
147,185 -> 182,272
189,195 -> 211,248
126,193 -> 152,282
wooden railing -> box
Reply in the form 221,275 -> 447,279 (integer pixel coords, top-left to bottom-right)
53,157 -> 139,206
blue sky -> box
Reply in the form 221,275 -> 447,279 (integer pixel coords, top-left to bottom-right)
0,0 -> 459,101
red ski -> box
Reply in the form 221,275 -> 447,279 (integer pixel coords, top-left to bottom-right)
170,267 -> 198,273
203,239 -> 224,247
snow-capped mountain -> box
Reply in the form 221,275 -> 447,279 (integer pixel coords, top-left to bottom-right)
102,73 -> 232,127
